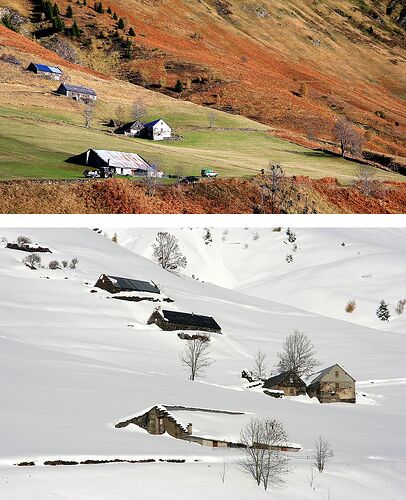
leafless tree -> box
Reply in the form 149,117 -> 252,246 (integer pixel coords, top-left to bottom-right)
69,257 -> 79,269
355,164 -> 376,196
174,164 -> 185,180
180,338 -> 213,380
395,299 -> 406,315
240,417 -> 290,491
16,235 -> 31,247
277,330 -> 320,378
152,232 -> 187,272
48,260 -> 61,270
208,111 -> 216,128
132,99 -> 147,122
22,253 -> 41,270
220,460 -> 226,483
144,172 -> 158,197
313,436 -> 334,472
333,118 -> 364,158
82,102 -> 94,128
251,349 -> 268,380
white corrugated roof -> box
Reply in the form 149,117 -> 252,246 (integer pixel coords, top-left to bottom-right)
92,150 -> 152,171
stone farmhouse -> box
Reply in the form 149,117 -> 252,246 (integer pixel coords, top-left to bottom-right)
26,62 -> 63,80
56,83 -> 97,102
263,370 -> 307,397
94,274 -> 160,294
115,405 -> 301,451
147,309 -> 221,333
306,364 -> 356,403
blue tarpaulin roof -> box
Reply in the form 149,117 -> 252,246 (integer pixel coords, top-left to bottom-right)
144,119 -> 163,129
32,63 -> 63,74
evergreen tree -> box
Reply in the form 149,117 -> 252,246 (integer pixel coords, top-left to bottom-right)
113,11 -> 117,20
66,5 -> 73,17
174,79 -> 183,93
376,300 -> 390,321
52,15 -> 65,31
83,0 -> 87,5
70,20 -> 80,36
107,6 -> 112,14
52,2 -> 60,16
128,26 -> 135,36
117,17 -> 125,29
97,1 -> 104,13
43,0 -> 54,20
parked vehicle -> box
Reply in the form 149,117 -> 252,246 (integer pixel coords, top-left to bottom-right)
201,168 -> 218,178
179,176 -> 200,185
84,169 -> 101,178
83,167 -> 113,179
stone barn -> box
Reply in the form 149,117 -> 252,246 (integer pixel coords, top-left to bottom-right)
26,62 -> 63,80
56,83 -> 97,102
306,364 -> 356,403
147,309 -> 221,333
143,119 -> 172,141
115,121 -> 145,137
67,149 -> 162,177
263,370 -> 307,396
116,405 -> 301,451
94,274 -> 160,294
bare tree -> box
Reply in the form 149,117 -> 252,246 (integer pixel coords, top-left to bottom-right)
355,164 -> 376,196
82,102 -> 94,128
48,260 -> 61,270
240,417 -> 290,491
22,253 -> 41,269
395,299 -> 406,315
152,232 -> 187,271
16,235 -> 32,247
333,118 -> 363,158
174,164 -> 184,180
251,349 -> 268,380
313,436 -> 334,472
180,338 -> 213,380
69,257 -> 79,269
277,330 -> 320,378
144,172 -> 158,197
208,111 -> 216,128
132,99 -> 147,122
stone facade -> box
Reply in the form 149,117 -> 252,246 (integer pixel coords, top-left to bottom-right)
306,364 -> 356,403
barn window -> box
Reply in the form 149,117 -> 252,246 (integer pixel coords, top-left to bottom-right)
157,417 -> 164,433
335,382 -> 339,389
335,371 -> 339,377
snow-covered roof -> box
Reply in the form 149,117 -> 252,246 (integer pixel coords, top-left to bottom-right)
91,150 -> 152,171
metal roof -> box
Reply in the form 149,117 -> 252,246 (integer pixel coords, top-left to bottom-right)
32,63 -> 63,74
91,150 -> 153,171
162,310 -> 221,330
59,83 -> 97,95
144,119 -> 164,129
107,275 -> 160,294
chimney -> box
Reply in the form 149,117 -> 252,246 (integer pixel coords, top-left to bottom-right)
187,423 -> 192,435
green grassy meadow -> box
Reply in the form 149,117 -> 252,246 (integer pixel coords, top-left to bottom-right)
0,105 -> 402,183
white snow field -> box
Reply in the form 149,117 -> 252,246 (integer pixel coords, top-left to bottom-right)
0,228 -> 405,499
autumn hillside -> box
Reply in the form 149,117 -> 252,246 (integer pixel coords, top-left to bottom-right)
0,0 -> 405,160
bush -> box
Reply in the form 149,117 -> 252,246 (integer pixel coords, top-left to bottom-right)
117,17 -> 125,29
49,260 -> 61,269
62,260 -> 68,268
70,257 -> 79,269
174,79 -> 184,93
395,299 -> 406,315
23,253 -> 41,269
345,300 -> 356,313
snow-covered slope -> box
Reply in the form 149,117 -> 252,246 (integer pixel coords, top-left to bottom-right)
1,228 -> 405,499
115,227 -> 406,330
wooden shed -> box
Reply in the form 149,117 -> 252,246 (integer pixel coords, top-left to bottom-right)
115,120 -> 145,137
306,364 -> 356,403
147,309 -> 221,333
263,370 -> 307,396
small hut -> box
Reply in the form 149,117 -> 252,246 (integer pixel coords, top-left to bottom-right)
147,309 -> 221,333
263,371 -> 307,396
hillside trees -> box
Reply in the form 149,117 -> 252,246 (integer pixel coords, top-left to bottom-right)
277,330 -> 320,378
240,418 -> 290,490
152,232 -> 187,272
22,253 -> 41,270
333,118 -> 364,158
180,338 -> 213,380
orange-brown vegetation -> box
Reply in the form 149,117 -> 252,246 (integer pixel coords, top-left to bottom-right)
1,177 -> 405,214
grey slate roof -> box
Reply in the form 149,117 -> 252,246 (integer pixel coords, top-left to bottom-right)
108,275 -> 160,294
264,371 -> 295,388
58,83 -> 97,96
162,310 -> 221,330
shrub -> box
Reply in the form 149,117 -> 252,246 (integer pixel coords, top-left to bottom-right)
117,17 -> 125,29
395,299 -> 406,315
49,260 -> 61,269
23,253 -> 41,269
345,300 -> 356,313
62,260 -> 68,268
111,232 -> 118,243
70,257 -> 79,269
128,27 -> 135,36
174,79 -> 184,93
